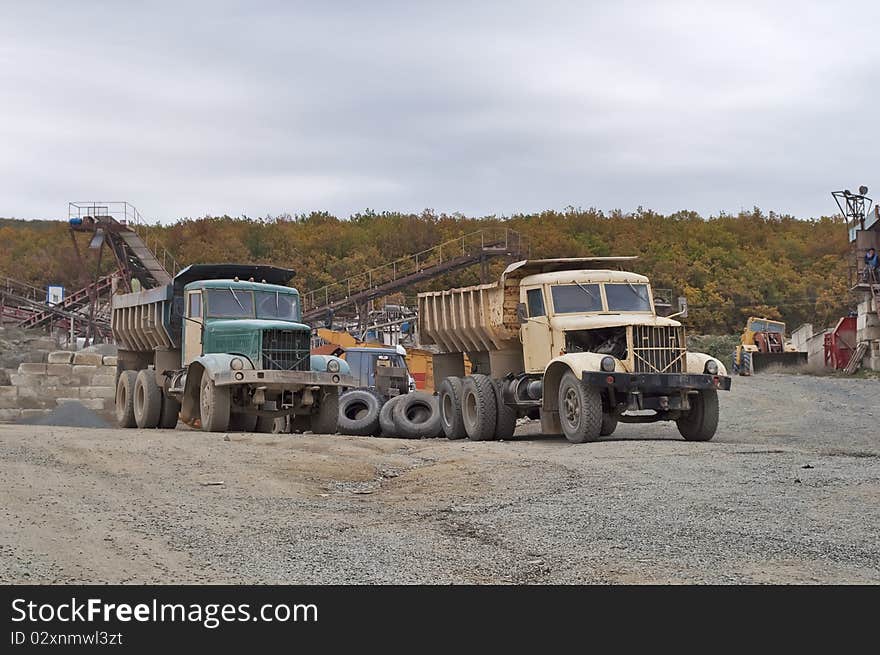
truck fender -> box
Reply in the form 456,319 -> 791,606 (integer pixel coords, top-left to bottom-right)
309,354 -> 351,375
541,353 -> 614,435
180,355 -> 255,423
686,352 -> 728,376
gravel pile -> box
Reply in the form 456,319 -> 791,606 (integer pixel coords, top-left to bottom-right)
17,401 -> 112,428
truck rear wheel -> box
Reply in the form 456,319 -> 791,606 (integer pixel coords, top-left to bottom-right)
311,388 -> 340,435
438,377 -> 467,440
229,413 -> 258,432
600,412 -> 618,436
159,394 -> 180,429
461,374 -> 498,441
134,370 -> 163,428
558,371 -> 602,444
199,374 -> 230,432
676,389 -> 719,442
115,370 -> 138,428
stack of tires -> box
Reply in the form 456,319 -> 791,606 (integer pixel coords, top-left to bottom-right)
337,390 -> 443,439
437,374 -> 516,441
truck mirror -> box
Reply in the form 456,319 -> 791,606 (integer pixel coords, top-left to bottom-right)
516,303 -> 528,324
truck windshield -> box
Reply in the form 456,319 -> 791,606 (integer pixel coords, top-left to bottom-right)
551,284 -> 602,313
604,284 -> 652,312
206,288 -> 255,318
255,291 -> 299,321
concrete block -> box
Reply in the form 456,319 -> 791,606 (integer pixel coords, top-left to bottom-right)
46,363 -> 73,377
0,386 -> 18,408
102,356 -> 118,367
20,409 -> 50,419
92,374 -> 116,387
858,327 -> 880,342
43,386 -> 80,399
9,373 -> 41,387
47,351 -> 74,364
81,386 -> 115,399
73,352 -> 104,366
0,408 -> 21,421
17,363 -> 46,375
15,386 -> 42,400
56,397 -> 105,410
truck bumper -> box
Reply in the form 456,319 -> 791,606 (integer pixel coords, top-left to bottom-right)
582,371 -> 732,392
213,369 -> 356,389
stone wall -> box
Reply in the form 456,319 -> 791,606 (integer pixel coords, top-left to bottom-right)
0,351 -> 117,422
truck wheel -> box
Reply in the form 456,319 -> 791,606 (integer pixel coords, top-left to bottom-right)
115,370 -> 138,428
494,379 -> 517,440
229,413 -> 258,432
676,389 -> 719,442
311,388 -> 339,435
134,369 -> 162,429
392,392 -> 442,439
558,371 -> 602,443
254,416 -> 276,433
289,414 -> 310,433
379,395 -> 406,437
199,374 -> 230,432
461,374 -> 498,441
158,395 -> 180,429
600,413 -> 618,436
438,377 -> 467,440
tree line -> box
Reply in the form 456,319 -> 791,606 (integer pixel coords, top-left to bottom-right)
0,206 -> 851,335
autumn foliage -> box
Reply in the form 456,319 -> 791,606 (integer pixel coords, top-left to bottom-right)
0,206 -> 851,335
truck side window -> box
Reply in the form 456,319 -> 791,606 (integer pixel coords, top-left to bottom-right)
189,293 -> 202,318
527,288 -> 545,317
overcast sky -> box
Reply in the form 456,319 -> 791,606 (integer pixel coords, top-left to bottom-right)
1,1 -> 877,223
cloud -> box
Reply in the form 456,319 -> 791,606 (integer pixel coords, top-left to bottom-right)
1,0 -> 878,222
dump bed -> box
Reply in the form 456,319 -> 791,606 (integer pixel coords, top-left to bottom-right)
418,257 -> 637,354
112,283 -> 179,352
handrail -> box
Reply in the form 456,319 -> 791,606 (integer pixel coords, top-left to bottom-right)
302,227 -> 527,311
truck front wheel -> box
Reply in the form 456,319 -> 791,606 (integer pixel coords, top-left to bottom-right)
199,375 -> 230,432
676,389 -> 719,442
558,371 -> 602,444
311,388 -> 340,435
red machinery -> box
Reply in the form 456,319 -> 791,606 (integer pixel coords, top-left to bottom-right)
824,316 -> 856,369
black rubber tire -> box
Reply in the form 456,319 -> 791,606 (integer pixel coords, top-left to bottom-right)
199,374 -> 230,432
229,413 -> 258,432
311,388 -> 340,434
392,392 -> 442,439
558,371 -> 602,443
461,374 -> 498,441
337,389 -> 379,436
158,394 -> 180,429
494,379 -> 517,440
676,389 -> 719,442
438,377 -> 467,440
134,369 -> 162,429
115,370 -> 138,428
600,412 -> 618,437
255,416 -> 276,433
379,395 -> 406,437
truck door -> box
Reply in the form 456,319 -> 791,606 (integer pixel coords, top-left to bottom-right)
183,290 -> 203,365
521,287 -> 553,372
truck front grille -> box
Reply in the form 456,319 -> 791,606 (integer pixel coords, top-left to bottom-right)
262,329 -> 311,371
631,325 -> 686,374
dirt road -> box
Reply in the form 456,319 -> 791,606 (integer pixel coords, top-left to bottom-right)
1,373 -> 878,584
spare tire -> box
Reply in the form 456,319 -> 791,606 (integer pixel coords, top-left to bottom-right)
461,374 -> 498,441
438,377 -> 467,440
337,389 -> 382,436
392,392 -> 442,439
379,394 -> 406,437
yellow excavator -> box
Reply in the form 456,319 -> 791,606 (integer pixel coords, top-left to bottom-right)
733,317 -> 807,375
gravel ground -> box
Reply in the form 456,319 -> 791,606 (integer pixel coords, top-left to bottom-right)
1,373 -> 878,584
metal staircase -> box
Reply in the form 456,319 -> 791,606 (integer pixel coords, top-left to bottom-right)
301,228 -> 528,324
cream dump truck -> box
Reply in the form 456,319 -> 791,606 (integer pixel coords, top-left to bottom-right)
417,258 -> 730,443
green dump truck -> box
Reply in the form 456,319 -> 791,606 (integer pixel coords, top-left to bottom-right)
111,264 -> 353,433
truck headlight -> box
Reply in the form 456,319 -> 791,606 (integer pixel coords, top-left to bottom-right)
230,357 -> 244,371
327,359 -> 340,373
704,360 -> 718,375
600,356 -> 616,372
